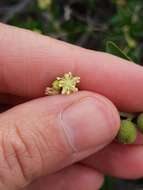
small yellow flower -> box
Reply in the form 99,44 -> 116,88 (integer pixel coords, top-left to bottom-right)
37,0 -> 51,10
45,72 -> 80,95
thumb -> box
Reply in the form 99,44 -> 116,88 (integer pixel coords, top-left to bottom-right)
0,91 -> 120,189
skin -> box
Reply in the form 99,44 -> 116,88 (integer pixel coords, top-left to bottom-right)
0,23 -> 143,189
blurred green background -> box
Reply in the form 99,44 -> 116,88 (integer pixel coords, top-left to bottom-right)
0,0 -> 143,64
0,0 -> 143,189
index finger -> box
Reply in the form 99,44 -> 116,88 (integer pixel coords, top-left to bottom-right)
0,23 -> 143,112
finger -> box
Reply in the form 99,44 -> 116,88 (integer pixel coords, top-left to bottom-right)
0,24 -> 143,111
0,91 -> 119,189
83,143 -> 143,179
23,164 -> 103,190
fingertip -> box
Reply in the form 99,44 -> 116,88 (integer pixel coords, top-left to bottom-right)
60,91 -> 120,154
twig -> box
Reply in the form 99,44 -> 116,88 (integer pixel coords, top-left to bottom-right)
1,0 -> 33,23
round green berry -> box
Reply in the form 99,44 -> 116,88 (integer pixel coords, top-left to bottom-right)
117,120 -> 137,144
137,113 -> 143,133
52,80 -> 61,91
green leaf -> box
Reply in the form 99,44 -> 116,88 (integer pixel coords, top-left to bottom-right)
106,41 -> 133,61
100,176 -> 115,190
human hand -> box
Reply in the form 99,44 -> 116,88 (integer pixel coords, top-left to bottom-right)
0,23 -> 143,190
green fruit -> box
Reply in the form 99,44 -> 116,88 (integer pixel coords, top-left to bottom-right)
52,80 -> 61,91
137,113 -> 143,133
117,120 -> 137,144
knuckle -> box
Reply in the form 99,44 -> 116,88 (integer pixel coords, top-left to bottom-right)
32,115 -> 72,166
0,128 -> 29,189
0,119 -> 43,189
0,110 -> 74,188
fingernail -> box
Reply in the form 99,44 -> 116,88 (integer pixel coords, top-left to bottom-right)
62,97 -> 119,152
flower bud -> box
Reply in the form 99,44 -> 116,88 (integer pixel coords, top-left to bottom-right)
117,120 -> 137,144
52,80 -> 61,91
